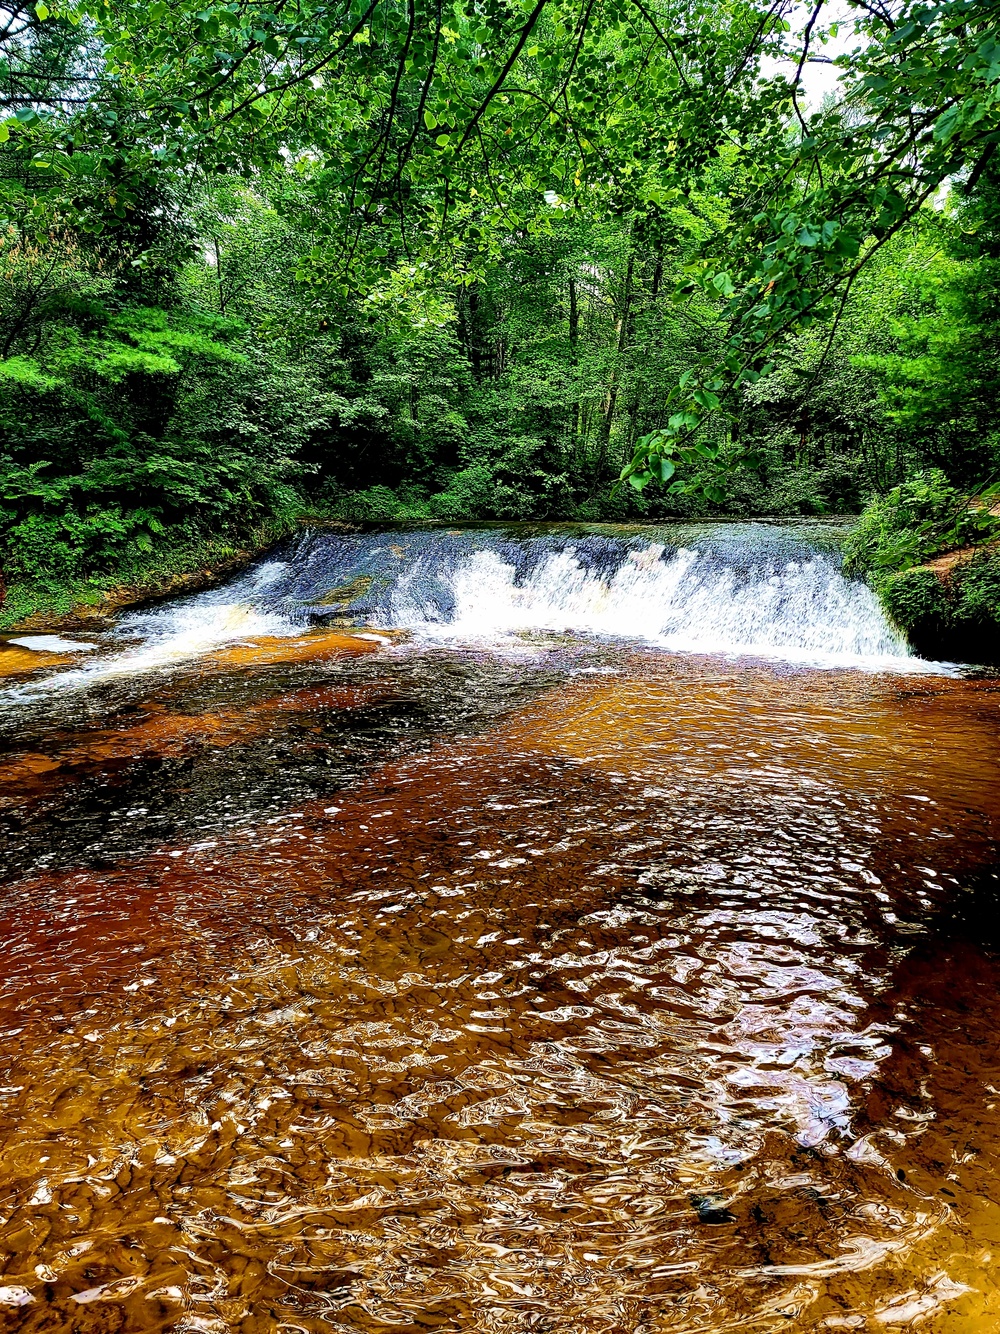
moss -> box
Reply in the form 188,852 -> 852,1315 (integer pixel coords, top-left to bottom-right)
872,555 -> 1000,663
0,517 -> 305,631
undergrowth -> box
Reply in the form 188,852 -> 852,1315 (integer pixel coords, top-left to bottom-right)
845,470 -> 1000,653
0,514 -> 306,630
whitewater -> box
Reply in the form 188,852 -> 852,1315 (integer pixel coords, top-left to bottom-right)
1,521 -> 951,696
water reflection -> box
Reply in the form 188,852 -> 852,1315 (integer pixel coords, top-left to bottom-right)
0,646 -> 998,1331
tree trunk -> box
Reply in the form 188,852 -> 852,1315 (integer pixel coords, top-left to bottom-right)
213,237 -> 226,314
595,256 -> 634,476
622,252 -> 663,449
467,288 -> 483,380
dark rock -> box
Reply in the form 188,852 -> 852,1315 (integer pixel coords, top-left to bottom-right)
690,1194 -> 736,1225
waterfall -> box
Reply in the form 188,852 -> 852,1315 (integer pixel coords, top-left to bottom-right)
270,522 -> 912,666
387,542 -> 905,662
5,522 -> 936,694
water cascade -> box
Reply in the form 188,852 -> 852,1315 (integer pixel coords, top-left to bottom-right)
8,523 -> 920,696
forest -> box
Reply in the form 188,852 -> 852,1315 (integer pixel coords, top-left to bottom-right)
3,0 -> 1000,642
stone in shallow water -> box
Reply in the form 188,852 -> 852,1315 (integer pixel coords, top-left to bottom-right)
691,1194 -> 737,1225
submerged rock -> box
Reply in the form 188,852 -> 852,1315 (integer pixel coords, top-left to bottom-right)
690,1194 -> 737,1225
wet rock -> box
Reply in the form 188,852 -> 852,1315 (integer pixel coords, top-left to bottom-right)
690,1194 -> 736,1225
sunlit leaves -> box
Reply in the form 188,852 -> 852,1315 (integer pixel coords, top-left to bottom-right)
5,0 -> 1000,511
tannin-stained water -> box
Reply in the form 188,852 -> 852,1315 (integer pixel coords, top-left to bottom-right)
0,524 -> 999,1334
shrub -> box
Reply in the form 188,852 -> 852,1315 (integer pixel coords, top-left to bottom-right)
331,484 -> 432,522
428,466 -> 495,520
844,468 -> 1000,577
880,567 -> 952,636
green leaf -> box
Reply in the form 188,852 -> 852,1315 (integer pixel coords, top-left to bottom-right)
933,105 -> 962,142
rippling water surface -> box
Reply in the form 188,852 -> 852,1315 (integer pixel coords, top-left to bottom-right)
0,524 -> 999,1333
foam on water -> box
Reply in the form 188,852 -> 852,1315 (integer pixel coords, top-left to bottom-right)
388,542 -> 913,667
9,635 -> 97,653
114,601 -> 298,669
8,603 -> 297,697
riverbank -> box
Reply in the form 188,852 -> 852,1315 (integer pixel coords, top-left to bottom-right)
843,473 -> 1000,664
0,518 -> 357,634
875,548 -> 1000,662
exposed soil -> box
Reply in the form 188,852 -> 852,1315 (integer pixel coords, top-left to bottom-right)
923,539 -> 1000,580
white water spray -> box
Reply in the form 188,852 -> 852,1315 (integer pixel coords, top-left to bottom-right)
390,543 -> 915,667
7,603 -> 298,697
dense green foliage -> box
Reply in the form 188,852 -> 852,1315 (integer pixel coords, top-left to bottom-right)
864,554 -> 1000,658
3,0 -> 1000,629
844,471 -> 1000,577
844,469 -> 1000,654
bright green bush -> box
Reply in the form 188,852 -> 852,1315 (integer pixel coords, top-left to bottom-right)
429,467 -> 496,520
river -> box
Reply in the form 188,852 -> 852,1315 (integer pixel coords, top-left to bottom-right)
0,521 -> 998,1332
